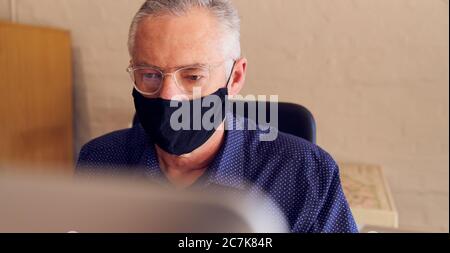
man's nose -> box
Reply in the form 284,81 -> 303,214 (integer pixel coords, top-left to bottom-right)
158,74 -> 182,100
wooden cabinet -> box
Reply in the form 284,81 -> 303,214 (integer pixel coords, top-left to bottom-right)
0,21 -> 73,174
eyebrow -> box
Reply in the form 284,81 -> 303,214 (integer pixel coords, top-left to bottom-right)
133,61 -> 208,70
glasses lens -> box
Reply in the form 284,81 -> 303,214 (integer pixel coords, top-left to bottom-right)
134,68 -> 162,94
176,67 -> 210,93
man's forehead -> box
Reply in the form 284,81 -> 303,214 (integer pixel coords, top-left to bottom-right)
133,8 -> 223,68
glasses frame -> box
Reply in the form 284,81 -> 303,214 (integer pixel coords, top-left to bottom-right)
126,60 -> 233,96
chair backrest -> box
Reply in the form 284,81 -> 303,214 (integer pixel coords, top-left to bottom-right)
230,100 -> 316,144
132,101 -> 316,144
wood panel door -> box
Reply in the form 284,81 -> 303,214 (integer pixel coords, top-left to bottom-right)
0,21 -> 73,174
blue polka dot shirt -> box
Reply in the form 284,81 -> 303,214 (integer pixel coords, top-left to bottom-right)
77,113 -> 358,233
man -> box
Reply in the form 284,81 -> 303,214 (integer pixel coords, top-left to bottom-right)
77,0 -> 358,233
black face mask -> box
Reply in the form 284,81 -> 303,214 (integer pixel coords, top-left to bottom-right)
133,88 -> 228,156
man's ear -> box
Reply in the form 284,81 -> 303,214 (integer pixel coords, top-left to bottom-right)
228,58 -> 247,96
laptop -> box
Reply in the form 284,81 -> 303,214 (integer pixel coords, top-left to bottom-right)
0,171 -> 288,233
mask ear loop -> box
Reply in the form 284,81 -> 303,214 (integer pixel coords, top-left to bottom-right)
225,60 -> 237,89
223,60 -> 237,128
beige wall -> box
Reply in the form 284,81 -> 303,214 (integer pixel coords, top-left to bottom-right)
1,0 -> 448,232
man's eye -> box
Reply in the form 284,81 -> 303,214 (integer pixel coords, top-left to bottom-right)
186,75 -> 203,81
143,73 -> 161,79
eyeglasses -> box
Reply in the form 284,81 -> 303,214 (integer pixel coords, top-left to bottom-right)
127,60 -> 232,96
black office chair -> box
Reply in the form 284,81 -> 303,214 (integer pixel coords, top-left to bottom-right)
133,100 -> 316,144
230,100 -> 316,144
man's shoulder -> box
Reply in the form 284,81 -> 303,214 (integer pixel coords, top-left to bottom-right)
77,126 -> 147,167
273,131 -> 328,158
245,128 -> 339,193
81,127 -> 140,152
252,130 -> 337,169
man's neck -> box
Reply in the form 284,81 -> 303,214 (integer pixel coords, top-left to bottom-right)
155,122 -> 226,188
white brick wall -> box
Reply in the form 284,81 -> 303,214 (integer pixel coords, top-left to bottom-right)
1,0 -> 448,232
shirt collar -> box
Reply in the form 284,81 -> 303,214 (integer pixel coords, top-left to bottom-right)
136,126 -> 170,186
137,112 -> 246,190
201,112 -> 246,190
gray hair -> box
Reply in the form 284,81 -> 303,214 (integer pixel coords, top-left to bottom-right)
128,0 -> 241,63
